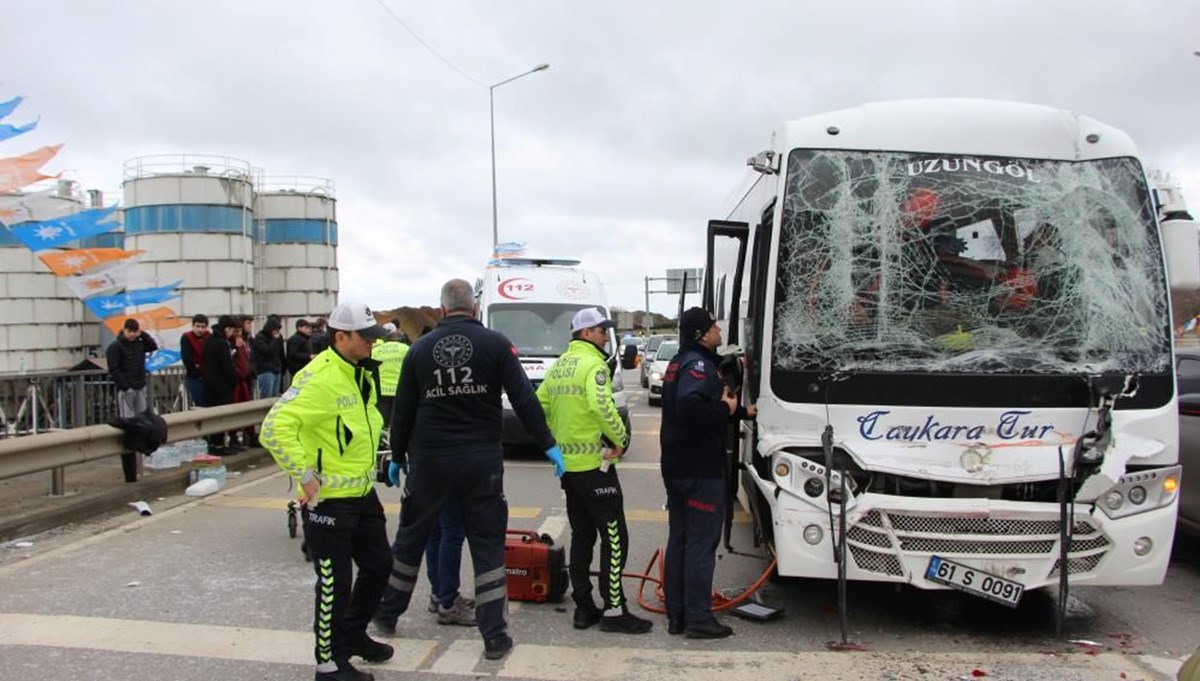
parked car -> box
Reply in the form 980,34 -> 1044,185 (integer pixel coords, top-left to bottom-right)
640,334 -> 678,387
1177,349 -> 1200,534
646,340 -> 679,406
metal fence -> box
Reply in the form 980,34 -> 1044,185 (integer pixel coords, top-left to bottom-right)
0,366 -> 190,438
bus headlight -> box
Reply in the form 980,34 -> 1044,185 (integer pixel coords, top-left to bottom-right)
1104,491 -> 1124,511
1128,486 -> 1147,505
803,524 -> 824,545
1099,466 -> 1181,519
1133,536 -> 1153,556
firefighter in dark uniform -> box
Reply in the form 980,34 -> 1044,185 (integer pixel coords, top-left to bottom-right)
373,278 -> 562,661
262,302 -> 393,681
660,307 -> 756,639
537,307 -> 652,634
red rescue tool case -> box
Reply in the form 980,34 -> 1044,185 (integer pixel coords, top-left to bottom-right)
504,530 -> 568,603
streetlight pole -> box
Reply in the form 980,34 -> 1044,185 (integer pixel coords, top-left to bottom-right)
490,63 -> 549,249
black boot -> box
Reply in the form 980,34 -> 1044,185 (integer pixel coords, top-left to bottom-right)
483,633 -> 513,660
685,618 -> 733,639
573,603 -> 602,630
346,632 -> 394,662
599,608 -> 653,634
315,659 -> 374,681
667,614 -> 685,635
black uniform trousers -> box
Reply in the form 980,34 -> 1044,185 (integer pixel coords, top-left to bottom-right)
377,449 -> 509,641
663,477 -> 725,626
301,487 -> 392,669
562,466 -> 630,611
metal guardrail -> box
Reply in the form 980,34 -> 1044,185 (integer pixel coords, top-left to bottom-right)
1,366 -> 192,438
0,399 -> 274,485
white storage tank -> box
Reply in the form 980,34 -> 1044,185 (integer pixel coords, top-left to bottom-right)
0,180 -> 88,373
257,177 -> 338,321
122,155 -> 256,320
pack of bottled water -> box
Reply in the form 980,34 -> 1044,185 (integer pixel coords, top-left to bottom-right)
145,439 -> 209,469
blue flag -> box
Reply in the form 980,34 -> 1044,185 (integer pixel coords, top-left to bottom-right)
0,96 -> 22,121
8,205 -> 120,251
146,349 -> 181,373
83,282 -> 183,318
0,119 -> 38,143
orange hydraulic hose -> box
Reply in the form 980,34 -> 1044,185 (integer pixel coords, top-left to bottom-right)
598,546 -> 778,615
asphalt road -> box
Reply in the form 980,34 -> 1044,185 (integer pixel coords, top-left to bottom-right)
1,368 -> 1197,680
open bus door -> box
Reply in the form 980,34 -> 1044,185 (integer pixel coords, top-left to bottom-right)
704,220 -> 749,552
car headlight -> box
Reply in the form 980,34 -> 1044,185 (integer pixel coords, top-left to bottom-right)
1098,466 -> 1181,519
650,371 -> 662,381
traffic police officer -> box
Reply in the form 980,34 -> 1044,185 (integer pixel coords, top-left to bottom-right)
660,307 -> 756,640
262,302 -> 393,681
374,279 -> 562,661
537,307 -> 651,634
369,323 -> 409,430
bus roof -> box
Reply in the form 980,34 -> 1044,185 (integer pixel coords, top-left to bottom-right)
776,98 -> 1138,161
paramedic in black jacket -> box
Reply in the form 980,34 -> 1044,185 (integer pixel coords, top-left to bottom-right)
659,307 -> 755,639
374,279 -> 560,662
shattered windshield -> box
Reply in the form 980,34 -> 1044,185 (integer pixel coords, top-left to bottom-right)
772,150 -> 1168,375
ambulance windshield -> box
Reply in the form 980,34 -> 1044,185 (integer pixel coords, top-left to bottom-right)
488,303 -> 604,357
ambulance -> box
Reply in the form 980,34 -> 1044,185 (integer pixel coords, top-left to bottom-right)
477,258 -> 630,447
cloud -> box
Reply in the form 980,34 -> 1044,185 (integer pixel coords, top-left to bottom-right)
4,0 -> 1199,317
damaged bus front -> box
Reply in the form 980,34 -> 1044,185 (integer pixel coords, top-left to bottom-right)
709,99 -> 1198,606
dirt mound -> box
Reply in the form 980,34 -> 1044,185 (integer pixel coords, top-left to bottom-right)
373,306 -> 441,342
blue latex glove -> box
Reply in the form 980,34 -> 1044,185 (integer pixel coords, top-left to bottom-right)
387,461 -> 401,487
544,444 -> 565,478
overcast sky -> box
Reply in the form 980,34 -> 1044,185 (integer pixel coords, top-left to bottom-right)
4,0 -> 1199,315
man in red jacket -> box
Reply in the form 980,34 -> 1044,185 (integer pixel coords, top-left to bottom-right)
179,314 -> 210,407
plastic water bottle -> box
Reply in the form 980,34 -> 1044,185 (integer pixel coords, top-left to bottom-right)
198,464 -> 227,489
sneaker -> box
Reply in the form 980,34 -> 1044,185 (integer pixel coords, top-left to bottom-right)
483,633 -> 513,661
437,595 -> 477,626
315,659 -> 374,681
599,609 -> 653,634
346,633 -> 394,662
427,594 -> 439,614
573,603 -> 602,630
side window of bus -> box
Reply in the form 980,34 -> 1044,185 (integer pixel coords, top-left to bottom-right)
1178,357 -> 1200,395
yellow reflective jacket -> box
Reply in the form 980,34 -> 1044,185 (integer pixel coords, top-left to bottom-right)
537,339 -> 628,473
261,347 -> 383,501
371,338 -> 409,398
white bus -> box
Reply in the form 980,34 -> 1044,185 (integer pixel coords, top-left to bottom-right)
476,257 -> 630,447
707,99 -> 1198,610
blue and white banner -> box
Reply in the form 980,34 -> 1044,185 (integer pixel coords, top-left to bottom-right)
8,205 -> 119,251
145,349 -> 182,374
82,281 -> 184,319
0,119 -> 37,143
0,96 -> 22,121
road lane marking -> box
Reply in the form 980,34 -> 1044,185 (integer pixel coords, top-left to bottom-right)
204,497 -> 541,519
536,513 -> 569,543
0,613 -> 1154,680
507,461 -> 661,471
0,469 -> 290,578
497,644 -> 1150,681
201,497 -> 748,524
429,638 -> 486,675
0,613 -> 436,672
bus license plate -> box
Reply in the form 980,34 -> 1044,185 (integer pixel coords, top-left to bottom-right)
925,556 -> 1024,608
